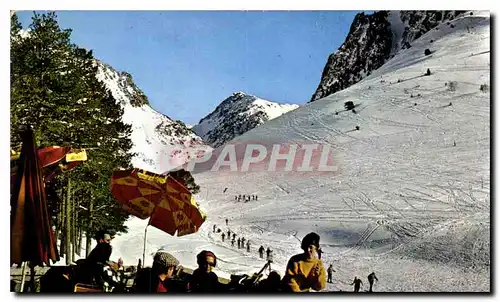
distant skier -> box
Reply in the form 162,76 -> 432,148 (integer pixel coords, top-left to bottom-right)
255,195 -> 258,201
367,272 -> 378,292
213,225 -> 216,232
266,248 -> 273,262
231,238 -> 235,247
235,196 -> 238,201
351,277 -> 363,292
317,247 -> 323,259
327,265 -> 335,283
221,233 -> 225,242
241,237 -> 246,247
217,228 -> 221,233
225,218 -> 229,226
227,230 -> 231,238
232,234 -> 236,241
259,246 -> 265,259
223,187 -> 228,193
237,238 -> 241,249
246,241 -> 251,252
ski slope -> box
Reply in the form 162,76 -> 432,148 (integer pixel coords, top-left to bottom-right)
111,11 -> 490,292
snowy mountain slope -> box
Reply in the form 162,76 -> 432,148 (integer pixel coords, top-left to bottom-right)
96,62 -> 206,173
310,10 -> 466,102
192,92 -> 299,147
111,11 -> 490,292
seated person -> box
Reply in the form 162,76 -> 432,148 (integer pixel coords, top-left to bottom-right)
189,250 -> 223,292
133,251 -> 181,292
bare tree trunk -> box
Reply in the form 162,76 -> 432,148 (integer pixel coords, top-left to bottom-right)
65,178 -> 72,265
60,191 -> 66,257
85,195 -> 94,257
77,227 -> 83,256
72,198 -> 78,261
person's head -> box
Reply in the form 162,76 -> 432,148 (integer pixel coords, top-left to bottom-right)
96,231 -> 112,244
196,250 -> 217,273
152,251 -> 180,278
301,232 -> 320,259
101,233 -> 112,244
329,264 -> 333,267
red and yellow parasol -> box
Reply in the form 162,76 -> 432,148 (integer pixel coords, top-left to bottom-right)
111,168 -> 206,236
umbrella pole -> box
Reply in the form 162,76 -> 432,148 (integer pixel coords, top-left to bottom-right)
19,261 -> 27,292
29,263 -> 36,292
142,225 -> 148,266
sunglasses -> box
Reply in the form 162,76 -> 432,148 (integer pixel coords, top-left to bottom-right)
206,262 -> 215,267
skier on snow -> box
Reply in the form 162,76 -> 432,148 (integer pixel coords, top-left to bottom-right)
327,264 -> 335,283
317,247 -> 323,259
351,277 -> 363,292
259,246 -> 265,259
367,272 -> 378,292
266,247 -> 273,262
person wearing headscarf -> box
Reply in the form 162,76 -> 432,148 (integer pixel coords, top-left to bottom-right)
189,250 -> 223,292
282,232 -> 326,292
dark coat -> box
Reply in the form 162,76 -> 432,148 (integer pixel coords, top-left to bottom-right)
87,242 -> 112,265
189,268 -> 223,292
133,268 -> 188,293
82,242 -> 112,285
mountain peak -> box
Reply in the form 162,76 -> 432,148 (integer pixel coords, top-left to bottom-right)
193,94 -> 299,148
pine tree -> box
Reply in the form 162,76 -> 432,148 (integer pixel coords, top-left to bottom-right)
169,169 -> 201,194
11,12 -> 134,260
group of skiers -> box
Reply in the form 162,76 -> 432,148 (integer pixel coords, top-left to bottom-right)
349,273 -> 378,292
234,194 -> 258,202
214,221 -> 276,262
258,246 -> 274,261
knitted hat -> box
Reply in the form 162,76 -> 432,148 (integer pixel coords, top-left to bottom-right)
301,232 -> 320,250
153,251 -> 179,269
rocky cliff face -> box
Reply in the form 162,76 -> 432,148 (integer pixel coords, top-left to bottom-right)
310,10 -> 466,102
96,62 -> 206,173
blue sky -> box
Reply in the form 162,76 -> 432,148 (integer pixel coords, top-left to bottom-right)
17,11 -> 366,125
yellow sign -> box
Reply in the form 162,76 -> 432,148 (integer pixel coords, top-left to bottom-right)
137,171 -> 167,184
66,150 -> 87,162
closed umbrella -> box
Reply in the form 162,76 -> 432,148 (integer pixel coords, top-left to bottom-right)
11,128 -> 59,267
